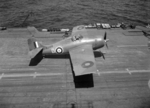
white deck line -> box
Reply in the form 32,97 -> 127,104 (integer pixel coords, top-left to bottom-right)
117,45 -> 147,48
0,69 -> 150,79
0,68 -> 37,71
0,73 -> 64,79
99,69 -> 150,74
126,68 -> 132,75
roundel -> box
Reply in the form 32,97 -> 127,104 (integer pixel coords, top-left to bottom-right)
56,47 -> 63,54
81,61 -> 94,68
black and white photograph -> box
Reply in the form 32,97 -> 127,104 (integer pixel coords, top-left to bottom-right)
0,0 -> 150,108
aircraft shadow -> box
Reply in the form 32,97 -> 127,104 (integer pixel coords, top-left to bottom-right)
29,51 -> 102,88
44,51 -> 103,59
68,56 -> 94,88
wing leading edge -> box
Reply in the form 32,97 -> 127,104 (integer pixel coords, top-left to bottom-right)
69,44 -> 97,76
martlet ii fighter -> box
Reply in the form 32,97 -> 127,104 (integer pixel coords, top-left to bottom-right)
28,25 -> 108,76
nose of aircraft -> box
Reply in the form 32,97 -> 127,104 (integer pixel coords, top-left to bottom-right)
96,32 -> 109,48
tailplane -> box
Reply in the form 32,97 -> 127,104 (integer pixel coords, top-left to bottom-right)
27,37 -> 45,66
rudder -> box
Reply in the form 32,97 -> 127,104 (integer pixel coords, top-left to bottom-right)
28,37 -> 40,51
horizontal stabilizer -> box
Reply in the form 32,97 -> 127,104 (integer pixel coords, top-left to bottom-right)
29,48 -> 43,66
27,26 -> 39,35
29,47 -> 43,59
27,27 -> 44,37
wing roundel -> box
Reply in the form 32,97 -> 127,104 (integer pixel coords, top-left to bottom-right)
69,44 -> 97,76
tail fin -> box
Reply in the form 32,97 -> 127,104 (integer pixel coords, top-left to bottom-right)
27,37 -> 44,66
28,37 -> 44,51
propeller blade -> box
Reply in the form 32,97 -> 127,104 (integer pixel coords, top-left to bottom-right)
104,32 -> 109,49
105,42 -> 108,49
104,32 -> 107,40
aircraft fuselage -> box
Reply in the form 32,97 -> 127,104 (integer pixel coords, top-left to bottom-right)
42,35 -> 105,56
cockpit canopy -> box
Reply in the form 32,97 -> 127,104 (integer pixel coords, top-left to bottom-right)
71,34 -> 83,41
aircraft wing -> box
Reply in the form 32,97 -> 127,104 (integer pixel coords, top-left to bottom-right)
69,44 -> 97,76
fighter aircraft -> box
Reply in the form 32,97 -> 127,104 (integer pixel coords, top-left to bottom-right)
28,25 -> 109,76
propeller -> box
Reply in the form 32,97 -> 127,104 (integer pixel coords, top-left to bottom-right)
100,32 -> 109,60
104,32 -> 109,49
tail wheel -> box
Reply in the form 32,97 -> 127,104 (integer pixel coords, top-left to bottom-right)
56,47 -> 63,54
